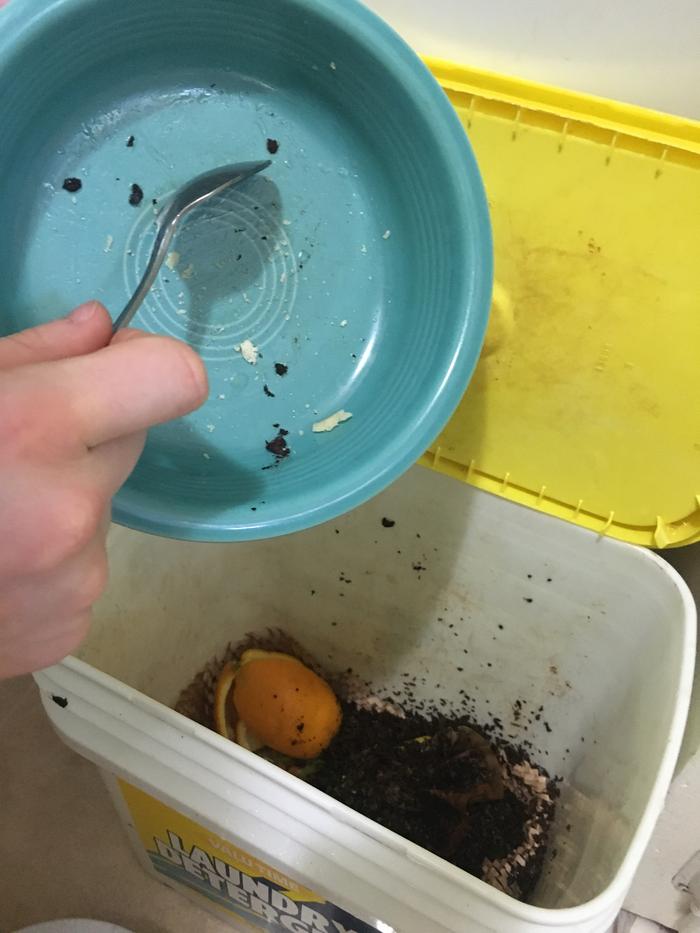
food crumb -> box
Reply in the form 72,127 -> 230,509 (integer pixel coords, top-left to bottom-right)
266,138 -> 279,154
165,251 -> 180,270
62,177 -> 82,193
381,517 -> 396,528
263,384 -> 275,398
360,244 -> 367,254
126,135 -> 135,147
181,263 -> 195,279
265,428 -> 290,463
382,229 -> 391,239
339,319 -> 348,327
234,339 -> 259,365
282,219 -> 291,226
329,61 -> 337,70
274,362 -> 288,376
206,423 -> 215,433
103,234 -> 114,253
312,410 -> 352,433
202,452 -> 211,460
129,183 -> 144,206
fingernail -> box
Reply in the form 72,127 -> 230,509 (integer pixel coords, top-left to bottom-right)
68,302 -> 97,323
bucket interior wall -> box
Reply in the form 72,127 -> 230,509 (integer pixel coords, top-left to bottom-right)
78,466 -> 689,910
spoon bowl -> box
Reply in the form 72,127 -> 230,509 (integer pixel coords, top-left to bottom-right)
112,160 -> 270,333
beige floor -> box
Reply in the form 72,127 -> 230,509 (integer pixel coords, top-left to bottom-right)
0,676 -> 229,933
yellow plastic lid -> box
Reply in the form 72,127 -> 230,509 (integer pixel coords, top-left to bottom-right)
421,61 -> 700,548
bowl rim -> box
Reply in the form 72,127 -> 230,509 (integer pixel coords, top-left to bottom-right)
0,0 -> 493,542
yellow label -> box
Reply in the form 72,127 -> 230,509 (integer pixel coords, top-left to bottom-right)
118,780 -> 381,933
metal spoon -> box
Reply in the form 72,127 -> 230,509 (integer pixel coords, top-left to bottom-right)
112,160 -> 271,333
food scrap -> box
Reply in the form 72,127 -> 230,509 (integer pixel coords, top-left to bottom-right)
126,135 -> 135,147
265,428 -> 290,464
263,384 -> 275,398
129,183 -> 144,206
165,251 -> 180,270
266,138 -> 279,154
175,631 -> 558,901
274,362 -> 288,377
213,649 -> 342,759
235,339 -> 259,365
312,410 -> 352,433
62,177 -> 82,193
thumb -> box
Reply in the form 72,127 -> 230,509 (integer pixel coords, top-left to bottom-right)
0,301 -> 113,370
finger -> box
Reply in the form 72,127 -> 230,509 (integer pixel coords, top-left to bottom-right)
47,334 -> 209,447
0,301 -> 112,370
87,430 -> 147,497
111,327 -> 152,345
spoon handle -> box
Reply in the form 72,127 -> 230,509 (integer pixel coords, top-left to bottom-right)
111,219 -> 177,334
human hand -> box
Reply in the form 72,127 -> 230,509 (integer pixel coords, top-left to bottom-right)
0,301 -> 208,678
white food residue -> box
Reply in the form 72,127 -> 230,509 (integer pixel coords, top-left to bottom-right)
206,423 -> 216,433
329,61 -> 337,71
382,229 -> 392,240
360,244 -> 367,254
180,263 -> 194,279
103,235 -> 114,253
176,308 -> 187,315
234,339 -> 259,365
339,319 -> 348,327
165,250 -> 180,270
312,410 -> 353,433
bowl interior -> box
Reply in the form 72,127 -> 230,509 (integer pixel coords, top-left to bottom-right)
0,0 -> 492,540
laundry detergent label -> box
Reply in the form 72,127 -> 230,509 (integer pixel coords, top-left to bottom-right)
118,780 -> 386,933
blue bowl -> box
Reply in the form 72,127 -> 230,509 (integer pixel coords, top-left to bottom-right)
0,0 -> 492,541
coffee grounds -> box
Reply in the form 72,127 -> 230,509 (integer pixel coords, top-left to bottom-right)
308,704 -> 536,889
129,183 -> 144,206
175,629 -> 557,902
265,428 -> 289,462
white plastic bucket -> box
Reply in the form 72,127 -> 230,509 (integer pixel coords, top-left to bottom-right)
35,467 -> 695,933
